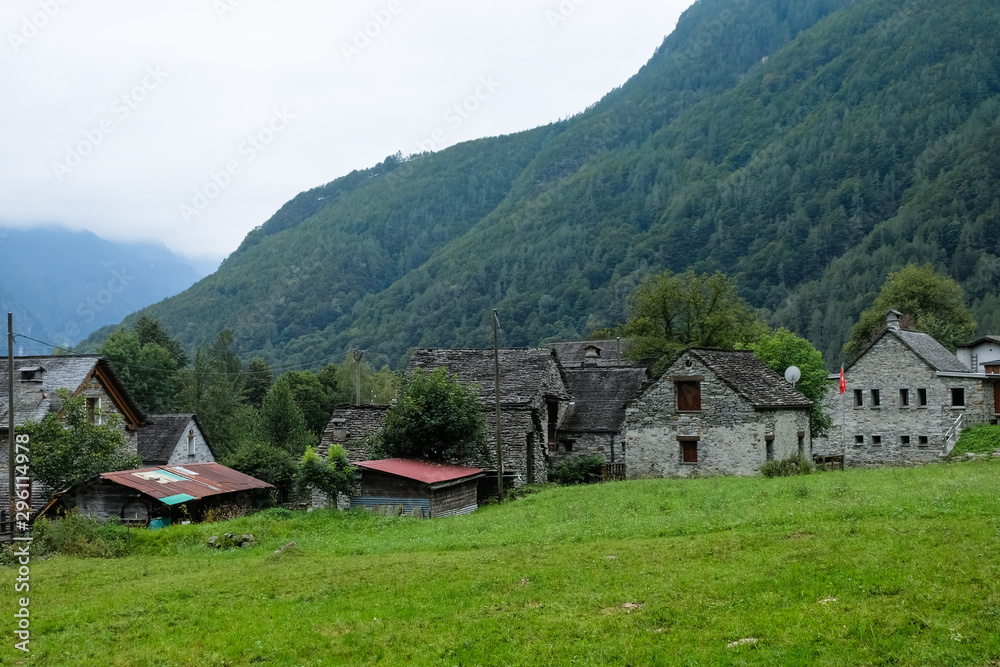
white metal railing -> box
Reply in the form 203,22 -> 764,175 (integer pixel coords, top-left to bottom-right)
944,412 -> 965,455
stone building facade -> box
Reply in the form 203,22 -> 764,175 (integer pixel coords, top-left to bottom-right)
813,313 -> 997,465
553,366 -> 648,465
624,348 -> 812,478
0,356 -> 146,517
408,348 -> 569,488
138,414 -> 215,467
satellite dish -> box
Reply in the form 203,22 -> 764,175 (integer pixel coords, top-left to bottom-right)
784,366 -> 801,385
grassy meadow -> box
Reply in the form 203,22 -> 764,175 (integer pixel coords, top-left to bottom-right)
4,458 -> 1000,666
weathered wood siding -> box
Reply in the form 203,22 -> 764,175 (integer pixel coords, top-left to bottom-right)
430,480 -> 478,518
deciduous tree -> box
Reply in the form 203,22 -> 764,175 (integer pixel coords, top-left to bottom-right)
751,329 -> 832,438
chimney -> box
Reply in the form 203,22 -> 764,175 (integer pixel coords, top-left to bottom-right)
583,345 -> 600,368
886,310 -> 902,331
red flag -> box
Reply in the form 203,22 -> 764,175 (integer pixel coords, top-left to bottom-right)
839,367 -> 846,395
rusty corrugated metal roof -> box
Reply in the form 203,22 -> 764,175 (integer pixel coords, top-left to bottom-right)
98,462 -> 272,503
355,458 -> 483,485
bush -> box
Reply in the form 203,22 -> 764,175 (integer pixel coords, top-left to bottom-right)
549,455 -> 605,485
759,454 -> 814,478
951,424 -> 1000,456
31,514 -> 133,558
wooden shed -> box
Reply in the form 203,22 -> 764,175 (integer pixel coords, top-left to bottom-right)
350,459 -> 483,519
40,462 -> 274,525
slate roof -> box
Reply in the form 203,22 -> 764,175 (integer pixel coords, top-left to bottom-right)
0,355 -> 143,427
549,340 -> 627,367
684,348 -> 812,409
959,335 -> 1000,348
355,458 -> 483,486
847,329 -> 971,373
894,330 -> 971,372
408,348 -> 568,405
139,414 -> 213,465
560,367 -> 649,432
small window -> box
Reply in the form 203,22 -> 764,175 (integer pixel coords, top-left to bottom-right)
917,388 -> 927,406
86,397 -> 101,425
918,436 -> 929,446
855,435 -> 864,445
680,440 -> 698,464
187,429 -> 196,456
951,388 -> 965,407
563,440 -> 574,453
676,381 -> 702,411
766,437 -> 775,461
871,389 -> 881,407
797,434 -> 805,455
853,389 -> 863,407
872,435 -> 882,446
900,435 -> 911,446
899,389 -> 909,407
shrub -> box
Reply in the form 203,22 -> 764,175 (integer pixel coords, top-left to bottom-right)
549,455 -> 605,485
31,514 -> 133,558
759,454 -> 813,478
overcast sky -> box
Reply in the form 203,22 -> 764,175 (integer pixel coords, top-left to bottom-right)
0,0 -> 695,267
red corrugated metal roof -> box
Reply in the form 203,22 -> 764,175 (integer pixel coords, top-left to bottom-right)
98,462 -> 273,502
355,459 -> 483,484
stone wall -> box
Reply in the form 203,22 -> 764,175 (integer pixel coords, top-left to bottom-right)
624,353 -> 810,478
550,431 -> 622,464
813,334 -> 993,465
165,418 -> 215,465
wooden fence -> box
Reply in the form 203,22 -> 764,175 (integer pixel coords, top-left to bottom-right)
601,463 -> 626,482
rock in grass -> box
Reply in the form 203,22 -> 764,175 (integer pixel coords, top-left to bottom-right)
273,541 -> 297,556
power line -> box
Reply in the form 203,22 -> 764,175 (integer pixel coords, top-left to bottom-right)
9,333 -> 363,379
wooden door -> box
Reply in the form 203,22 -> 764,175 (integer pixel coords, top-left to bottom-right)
994,383 -> 1000,415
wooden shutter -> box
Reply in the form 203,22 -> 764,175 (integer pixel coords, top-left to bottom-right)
676,382 -> 701,411
681,441 -> 698,463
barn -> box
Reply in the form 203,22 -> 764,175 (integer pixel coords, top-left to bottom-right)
350,459 -> 483,519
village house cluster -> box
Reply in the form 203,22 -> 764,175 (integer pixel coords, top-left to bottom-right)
3,311 -> 999,526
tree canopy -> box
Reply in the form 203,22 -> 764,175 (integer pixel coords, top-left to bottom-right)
370,367 -> 487,463
621,270 -> 769,370
843,264 -> 977,358
751,329 -> 832,438
20,389 -> 142,491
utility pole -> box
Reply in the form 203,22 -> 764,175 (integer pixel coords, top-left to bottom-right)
353,348 -> 364,405
493,310 -> 503,500
8,313 -> 15,533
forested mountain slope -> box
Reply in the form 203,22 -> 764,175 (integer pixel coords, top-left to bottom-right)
86,0 -> 1000,369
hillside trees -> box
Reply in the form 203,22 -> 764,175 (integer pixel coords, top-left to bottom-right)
842,264 -> 977,358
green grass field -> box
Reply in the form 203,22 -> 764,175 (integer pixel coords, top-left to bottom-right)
4,459 -> 1000,666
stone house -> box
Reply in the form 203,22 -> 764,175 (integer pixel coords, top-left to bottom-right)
813,311 -> 997,465
624,348 -> 812,478
137,414 -> 215,467
554,366 -> 648,465
408,348 -> 570,489
318,404 -> 390,464
0,355 -> 145,517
